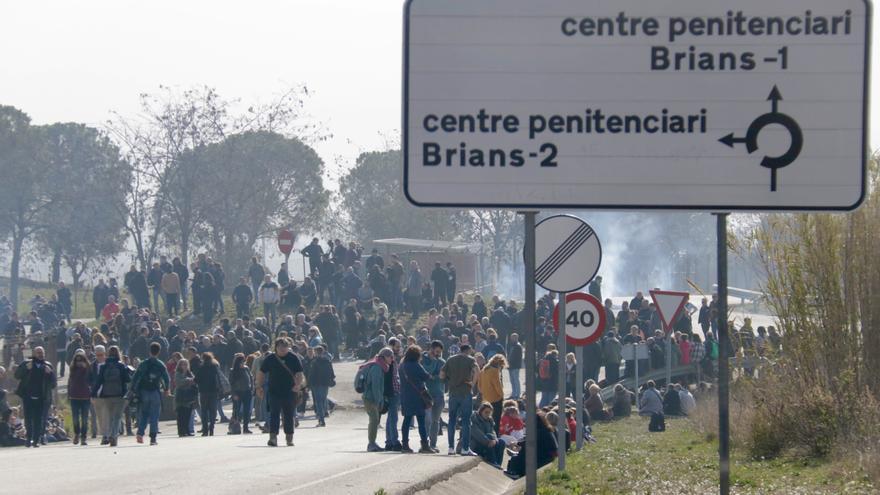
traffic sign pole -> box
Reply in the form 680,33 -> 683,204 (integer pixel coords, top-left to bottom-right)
522,211 -> 538,495
716,213 -> 731,495
575,340 -> 584,450
557,292 -> 566,470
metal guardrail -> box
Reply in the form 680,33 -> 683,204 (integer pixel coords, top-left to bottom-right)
598,356 -> 768,402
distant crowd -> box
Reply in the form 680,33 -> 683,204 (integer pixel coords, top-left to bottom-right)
0,243 -> 779,476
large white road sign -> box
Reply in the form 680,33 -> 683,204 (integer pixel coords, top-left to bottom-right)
403,0 -> 871,211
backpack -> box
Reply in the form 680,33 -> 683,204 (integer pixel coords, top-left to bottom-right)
354,363 -> 373,394
102,365 -> 124,397
708,340 -> 719,359
538,357 -> 551,380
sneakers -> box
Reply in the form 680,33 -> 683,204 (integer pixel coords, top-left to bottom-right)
101,437 -> 109,446
73,434 -> 80,445
136,435 -> 144,444
150,438 -> 158,446
418,441 -> 434,454
401,444 -> 414,454
109,437 -> 118,447
461,449 -> 478,456
367,442 -> 383,452
448,447 -> 455,456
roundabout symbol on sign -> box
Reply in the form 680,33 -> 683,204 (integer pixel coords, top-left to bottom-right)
552,292 -> 607,346
719,85 -> 803,192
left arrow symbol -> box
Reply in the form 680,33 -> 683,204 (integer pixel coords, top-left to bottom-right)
719,133 -> 747,148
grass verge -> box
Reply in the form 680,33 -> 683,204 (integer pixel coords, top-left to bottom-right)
536,415 -> 877,495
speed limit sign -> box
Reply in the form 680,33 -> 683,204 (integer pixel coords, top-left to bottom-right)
552,292 -> 607,346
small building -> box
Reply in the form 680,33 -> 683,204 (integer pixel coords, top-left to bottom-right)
372,238 -> 484,292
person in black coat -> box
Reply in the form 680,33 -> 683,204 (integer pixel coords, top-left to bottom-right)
505,411 -> 558,478
172,257 -> 189,311
194,353 -> 222,436
430,263 -> 448,308
92,280 -> 110,320
307,347 -> 335,426
124,266 -> 151,309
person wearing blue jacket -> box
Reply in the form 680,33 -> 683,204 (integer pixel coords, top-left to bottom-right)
421,341 -> 446,452
361,348 -> 393,452
399,345 -> 432,454
130,342 -> 170,445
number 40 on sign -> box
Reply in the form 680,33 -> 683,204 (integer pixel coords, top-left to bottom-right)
552,292 -> 607,346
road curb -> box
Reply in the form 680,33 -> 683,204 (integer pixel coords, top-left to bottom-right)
396,456 -> 482,495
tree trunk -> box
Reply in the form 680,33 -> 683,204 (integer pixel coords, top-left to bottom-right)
180,229 -> 190,270
51,248 -> 62,283
10,232 -> 24,311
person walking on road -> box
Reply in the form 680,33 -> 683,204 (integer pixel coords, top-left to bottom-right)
442,344 -> 478,456
195,352 -> 222,437
67,349 -> 93,445
256,338 -> 305,447
14,346 -> 56,448
383,338 -> 403,451
131,342 -> 171,445
229,353 -> 254,434
92,345 -> 129,447
361,347 -> 393,452
308,346 -> 335,427
421,340 -> 445,452
399,345 -> 433,454
173,358 -> 198,437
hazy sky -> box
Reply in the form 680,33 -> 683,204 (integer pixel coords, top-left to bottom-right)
1,0 -> 878,185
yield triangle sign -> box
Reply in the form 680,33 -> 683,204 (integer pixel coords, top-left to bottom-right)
650,290 -> 690,334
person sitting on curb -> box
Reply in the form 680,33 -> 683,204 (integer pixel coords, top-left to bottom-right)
470,402 -> 506,468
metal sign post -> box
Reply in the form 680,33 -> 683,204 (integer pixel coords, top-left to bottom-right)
575,342 -> 584,450
716,213 -> 731,495
522,211 -> 538,495
557,292 -> 567,470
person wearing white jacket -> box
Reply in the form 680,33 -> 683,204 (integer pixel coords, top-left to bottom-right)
259,275 -> 281,329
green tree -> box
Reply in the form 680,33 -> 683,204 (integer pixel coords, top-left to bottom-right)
37,123 -> 130,293
338,150 -> 467,243
0,106 -> 50,306
200,131 -> 329,273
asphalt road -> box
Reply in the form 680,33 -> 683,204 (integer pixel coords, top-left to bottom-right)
2,361 -> 476,495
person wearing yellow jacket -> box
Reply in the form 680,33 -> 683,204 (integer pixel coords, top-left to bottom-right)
478,354 -> 507,435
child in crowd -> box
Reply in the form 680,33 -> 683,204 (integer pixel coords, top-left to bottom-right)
499,402 -> 524,453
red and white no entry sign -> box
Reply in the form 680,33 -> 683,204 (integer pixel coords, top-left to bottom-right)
552,292 -> 606,346
277,229 -> 295,256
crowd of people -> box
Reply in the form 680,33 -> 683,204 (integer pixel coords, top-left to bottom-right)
0,243 -> 777,477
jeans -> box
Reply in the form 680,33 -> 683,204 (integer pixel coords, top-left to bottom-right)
508,368 -> 522,398
200,394 -> 217,433
447,394 -> 473,452
232,392 -> 253,428
312,386 -> 329,420
606,361 -> 620,383
152,288 -> 161,311
236,305 -> 250,319
474,438 -> 506,466
22,397 -> 44,445
217,397 -> 229,421
166,293 -> 179,316
539,390 -> 557,408
181,285 -> 188,310
70,398 -> 90,437
401,410 -> 427,446
268,394 -> 296,435
364,400 -> 382,445
137,389 -> 162,438
384,394 -> 400,446
264,303 -> 277,329
57,351 -> 67,377
425,393 -> 445,448
176,406 -> 192,436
